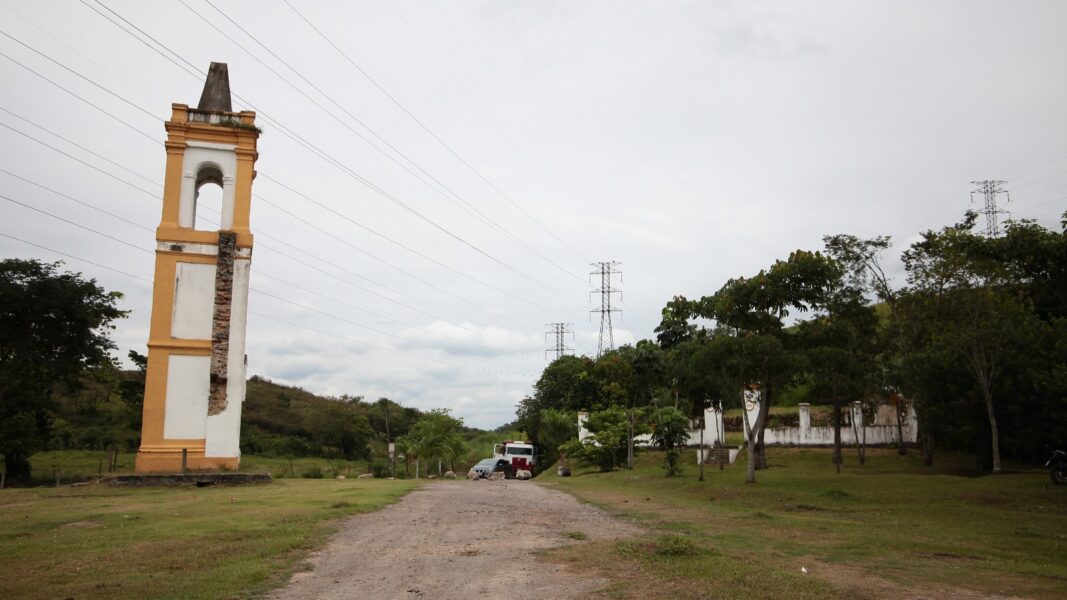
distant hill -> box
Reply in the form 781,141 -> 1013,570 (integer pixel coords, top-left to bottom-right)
240,375 -> 422,460
43,366 -> 429,463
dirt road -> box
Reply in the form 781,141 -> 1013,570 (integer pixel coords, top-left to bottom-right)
267,479 -> 641,600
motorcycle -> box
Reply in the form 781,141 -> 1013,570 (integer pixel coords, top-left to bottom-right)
1048,450 -> 1067,485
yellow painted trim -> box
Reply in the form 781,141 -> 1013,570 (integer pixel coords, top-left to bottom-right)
147,339 -> 211,352
157,227 -> 253,248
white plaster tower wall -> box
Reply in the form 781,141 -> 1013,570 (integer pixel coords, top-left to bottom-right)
204,253 -> 250,458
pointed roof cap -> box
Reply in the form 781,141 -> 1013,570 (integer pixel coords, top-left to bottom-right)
197,62 -> 232,113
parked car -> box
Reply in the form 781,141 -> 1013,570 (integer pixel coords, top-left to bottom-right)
471,458 -> 513,479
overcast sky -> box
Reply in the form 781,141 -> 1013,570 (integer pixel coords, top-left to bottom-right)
1,1 -> 1065,429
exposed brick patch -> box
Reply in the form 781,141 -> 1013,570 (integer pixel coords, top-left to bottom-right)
208,231 -> 236,416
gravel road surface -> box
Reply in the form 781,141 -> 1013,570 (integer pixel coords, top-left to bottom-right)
267,479 -> 641,600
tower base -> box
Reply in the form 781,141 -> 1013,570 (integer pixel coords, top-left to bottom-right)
135,443 -> 240,473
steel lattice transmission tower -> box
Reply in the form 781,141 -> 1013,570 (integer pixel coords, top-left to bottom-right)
590,261 -> 622,357
544,322 -> 574,360
971,180 -> 1011,237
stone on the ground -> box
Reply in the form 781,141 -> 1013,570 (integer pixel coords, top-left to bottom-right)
444,470 -> 457,479
357,473 -> 374,479
466,470 -> 479,480
557,466 -> 571,477
336,475 -> 346,480
488,471 -> 506,481
515,469 -> 532,480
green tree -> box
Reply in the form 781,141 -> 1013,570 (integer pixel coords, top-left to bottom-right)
400,409 -> 466,477
703,250 -> 840,482
536,408 -> 578,471
309,398 -> 374,461
796,288 -> 878,471
623,341 -> 666,468
650,405 -> 690,476
0,259 -> 125,481
559,406 -> 630,472
655,295 -> 700,349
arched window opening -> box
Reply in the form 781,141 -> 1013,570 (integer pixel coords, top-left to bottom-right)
194,165 -> 224,231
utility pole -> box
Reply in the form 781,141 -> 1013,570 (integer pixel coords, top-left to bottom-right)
544,322 -> 573,360
590,261 -> 622,357
970,180 -> 1010,237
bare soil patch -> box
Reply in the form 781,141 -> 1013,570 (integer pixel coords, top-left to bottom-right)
266,480 -> 642,600
810,560 -> 1021,600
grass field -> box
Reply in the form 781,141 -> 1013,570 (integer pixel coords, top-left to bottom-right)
540,448 -> 1067,599
0,477 -> 417,600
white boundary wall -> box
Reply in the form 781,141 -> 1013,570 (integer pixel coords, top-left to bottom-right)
577,401 -> 918,448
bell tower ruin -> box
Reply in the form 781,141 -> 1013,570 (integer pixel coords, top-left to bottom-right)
135,63 -> 259,473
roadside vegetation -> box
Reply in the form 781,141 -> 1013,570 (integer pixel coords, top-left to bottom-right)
540,448 -> 1067,599
0,478 -> 417,600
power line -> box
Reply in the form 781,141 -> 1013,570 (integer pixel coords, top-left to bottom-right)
281,0 -> 591,266
0,97 -> 547,320
0,105 -> 160,187
0,166 -> 153,233
172,0 -> 581,300
256,175 -> 551,313
1,159 -> 532,355
0,106 -> 541,341
590,261 -> 622,357
1,2 -> 162,110
2,8 -> 596,363
1,195 -> 538,371
0,231 -> 153,284
0,29 -> 158,122
82,1 -> 586,308
0,47 -> 157,143
0,231 -> 536,377
0,193 -> 152,255
195,0 -> 585,287
0,131 -> 526,349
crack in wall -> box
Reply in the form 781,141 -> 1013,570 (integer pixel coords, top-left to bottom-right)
208,230 -> 236,416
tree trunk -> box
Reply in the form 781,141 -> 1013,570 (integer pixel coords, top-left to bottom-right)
832,396 -> 842,473
745,393 -> 768,484
981,384 -> 1001,473
745,433 -> 757,483
895,400 -> 907,455
698,424 -> 705,482
741,395 -> 754,483
415,458 -> 420,479
923,429 -> 934,467
718,403 -> 725,471
755,382 -> 770,470
851,404 -> 866,466
756,425 -> 767,470
915,407 -> 933,466
3,451 -> 31,482
627,407 -> 635,469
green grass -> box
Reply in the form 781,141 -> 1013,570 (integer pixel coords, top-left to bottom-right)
0,477 -> 417,599
540,448 -> 1067,599
25,450 -> 374,484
